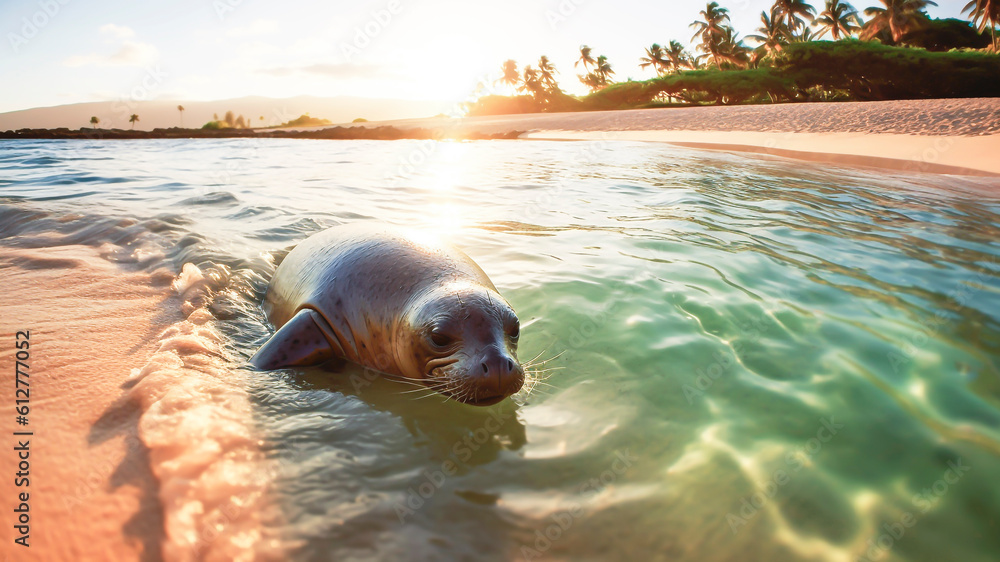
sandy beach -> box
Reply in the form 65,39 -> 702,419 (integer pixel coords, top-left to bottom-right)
0,244 -> 169,561
310,98 -> 1000,177
0,212 -> 282,562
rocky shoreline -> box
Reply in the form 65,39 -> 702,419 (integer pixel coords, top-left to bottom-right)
0,125 -> 522,141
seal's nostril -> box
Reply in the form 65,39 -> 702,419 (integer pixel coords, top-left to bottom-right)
481,362 -> 489,374
507,359 -> 513,372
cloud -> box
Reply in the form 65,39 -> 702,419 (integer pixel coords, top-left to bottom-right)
64,41 -> 159,67
226,19 -> 278,38
99,24 -> 135,39
256,63 -> 387,79
64,25 -> 157,67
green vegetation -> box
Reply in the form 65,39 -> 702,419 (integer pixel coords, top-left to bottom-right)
777,39 -> 1000,99
352,117 -> 368,123
129,114 -> 139,129
471,0 -> 999,115
277,114 -> 333,128
89,116 -> 99,129
586,67 -> 795,108
582,40 -> 1000,108
201,110 -> 257,129
903,17 -> 993,50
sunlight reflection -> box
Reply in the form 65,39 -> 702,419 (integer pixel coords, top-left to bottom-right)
421,202 -> 468,238
414,141 -> 470,194
408,141 -> 480,239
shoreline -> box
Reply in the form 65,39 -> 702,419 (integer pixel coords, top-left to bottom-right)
4,99 -> 1000,177
521,130 -> 1000,177
0,125 -> 520,141
0,212 -> 283,561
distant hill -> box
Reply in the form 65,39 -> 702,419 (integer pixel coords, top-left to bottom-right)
0,95 -> 454,131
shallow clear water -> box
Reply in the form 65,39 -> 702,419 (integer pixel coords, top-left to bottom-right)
2,138 -> 1000,561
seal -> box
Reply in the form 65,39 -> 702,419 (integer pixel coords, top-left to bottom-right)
250,225 -> 524,406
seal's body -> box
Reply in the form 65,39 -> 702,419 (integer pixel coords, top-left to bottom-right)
251,225 -> 524,406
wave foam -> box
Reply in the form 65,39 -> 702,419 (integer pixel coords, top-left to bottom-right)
130,263 -> 283,561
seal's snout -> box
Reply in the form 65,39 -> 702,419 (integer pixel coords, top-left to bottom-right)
478,349 -> 525,398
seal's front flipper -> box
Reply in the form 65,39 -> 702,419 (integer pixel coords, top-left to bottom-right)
250,309 -> 336,370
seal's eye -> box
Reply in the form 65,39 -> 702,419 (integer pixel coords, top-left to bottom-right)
429,330 -> 455,348
508,322 -> 520,339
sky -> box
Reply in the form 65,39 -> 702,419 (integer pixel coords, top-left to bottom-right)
0,0 -> 975,113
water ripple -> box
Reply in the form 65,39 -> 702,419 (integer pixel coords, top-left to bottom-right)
1,138 -> 999,561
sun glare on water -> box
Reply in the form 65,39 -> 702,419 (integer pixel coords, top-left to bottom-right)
406,141 -> 482,238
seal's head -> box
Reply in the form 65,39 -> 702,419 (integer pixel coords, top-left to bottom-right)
397,282 -> 524,406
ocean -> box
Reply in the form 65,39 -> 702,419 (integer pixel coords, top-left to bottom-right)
1,137 -> 999,562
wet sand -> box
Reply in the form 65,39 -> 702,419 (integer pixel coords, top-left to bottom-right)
0,235 -> 281,561
522,130 -> 1000,177
0,245 -> 171,561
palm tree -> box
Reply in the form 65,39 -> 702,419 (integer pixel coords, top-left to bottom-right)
639,43 -> 667,75
537,56 -> 559,90
772,0 -> 817,35
690,2 -> 732,69
579,72 -> 605,92
177,104 -> 185,127
519,65 -> 544,97
90,116 -> 100,129
748,8 -> 791,54
575,45 -> 596,71
716,27 -> 752,68
861,0 -> 937,43
579,54 -> 615,92
595,55 -> 615,82
814,0 -> 863,39
963,0 -> 999,49
791,26 -> 820,42
497,59 -> 520,92
129,114 -> 139,129
663,40 -> 694,73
